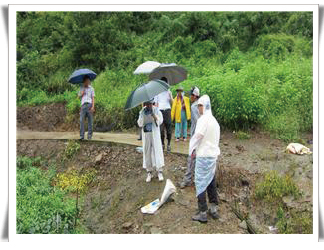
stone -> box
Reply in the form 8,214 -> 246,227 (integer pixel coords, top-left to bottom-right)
239,220 -> 248,230
218,193 -> 227,202
143,222 -> 153,230
306,170 -> 313,179
283,196 -> 295,208
269,226 -> 278,234
95,153 -> 103,163
150,227 -> 163,234
122,222 -> 133,229
177,198 -> 190,207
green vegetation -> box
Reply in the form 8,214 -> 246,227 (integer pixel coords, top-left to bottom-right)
255,170 -> 311,234
276,206 -> 312,234
16,157 -> 78,234
255,170 -> 301,202
16,156 -> 96,234
56,168 -> 97,215
17,12 -> 313,139
234,131 -> 251,140
63,140 -> 80,159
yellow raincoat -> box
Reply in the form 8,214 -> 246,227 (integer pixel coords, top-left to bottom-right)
171,94 -> 191,123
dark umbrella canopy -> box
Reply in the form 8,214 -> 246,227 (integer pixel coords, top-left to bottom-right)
125,80 -> 170,110
149,63 -> 187,85
68,69 -> 97,84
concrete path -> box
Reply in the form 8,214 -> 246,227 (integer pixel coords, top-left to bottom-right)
16,130 -> 190,155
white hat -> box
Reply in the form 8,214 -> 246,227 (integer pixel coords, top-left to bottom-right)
192,87 -> 200,97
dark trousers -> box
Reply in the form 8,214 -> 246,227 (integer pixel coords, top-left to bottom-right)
197,176 -> 218,212
160,109 -> 172,145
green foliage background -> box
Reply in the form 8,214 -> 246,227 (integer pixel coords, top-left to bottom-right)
16,11 -> 313,139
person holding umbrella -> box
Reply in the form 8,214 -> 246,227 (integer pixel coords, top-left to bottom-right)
189,95 -> 220,223
180,86 -> 200,188
78,75 -> 95,140
171,86 -> 191,142
68,69 -> 97,140
137,99 -> 165,182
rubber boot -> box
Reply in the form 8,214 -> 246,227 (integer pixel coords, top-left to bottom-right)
209,203 -> 220,219
192,211 -> 208,223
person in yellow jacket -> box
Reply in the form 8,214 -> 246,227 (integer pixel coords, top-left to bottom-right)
171,86 -> 191,141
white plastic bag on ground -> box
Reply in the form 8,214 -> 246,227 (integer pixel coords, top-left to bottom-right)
141,179 -> 176,214
160,179 -> 176,205
140,199 -> 160,214
286,143 -> 312,155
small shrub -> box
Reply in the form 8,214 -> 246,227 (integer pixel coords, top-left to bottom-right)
56,168 -> 97,216
234,131 -> 251,140
276,207 -> 312,234
17,156 -> 42,169
255,170 -> 301,202
64,140 -> 80,159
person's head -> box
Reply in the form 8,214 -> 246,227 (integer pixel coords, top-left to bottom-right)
197,95 -> 211,115
190,86 -> 200,103
83,75 -> 91,87
176,86 -> 184,96
160,77 -> 168,84
144,98 -> 154,108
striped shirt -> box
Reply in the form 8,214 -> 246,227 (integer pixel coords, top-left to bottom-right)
79,86 -> 95,105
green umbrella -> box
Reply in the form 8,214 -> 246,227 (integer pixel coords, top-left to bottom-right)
125,79 -> 170,110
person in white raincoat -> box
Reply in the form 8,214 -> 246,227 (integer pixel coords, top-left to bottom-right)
137,99 -> 165,183
189,95 -> 220,223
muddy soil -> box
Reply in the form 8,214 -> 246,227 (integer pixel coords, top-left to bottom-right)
16,137 -> 313,234
17,103 -> 78,132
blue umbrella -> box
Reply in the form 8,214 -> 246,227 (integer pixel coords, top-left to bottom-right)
68,69 -> 97,84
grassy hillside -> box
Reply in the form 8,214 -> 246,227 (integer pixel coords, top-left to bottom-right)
16,11 -> 313,140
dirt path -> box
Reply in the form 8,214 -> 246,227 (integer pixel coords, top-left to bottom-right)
16,130 -> 190,155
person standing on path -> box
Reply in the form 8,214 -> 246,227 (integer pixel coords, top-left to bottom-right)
180,86 -> 200,188
189,95 -> 220,223
137,99 -> 165,183
154,77 -> 173,152
78,75 -> 95,140
171,86 -> 191,142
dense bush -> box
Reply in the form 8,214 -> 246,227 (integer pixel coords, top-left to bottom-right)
16,11 -> 313,138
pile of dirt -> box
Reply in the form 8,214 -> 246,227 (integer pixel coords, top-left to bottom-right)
17,103 -> 78,132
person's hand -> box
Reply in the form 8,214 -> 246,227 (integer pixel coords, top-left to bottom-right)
89,106 -> 95,113
191,150 -> 196,159
81,90 -> 85,96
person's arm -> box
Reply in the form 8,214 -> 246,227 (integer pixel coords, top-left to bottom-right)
169,91 -> 173,106
78,87 -> 84,98
170,98 -> 176,121
137,107 -> 145,127
90,88 -> 95,112
188,118 -> 207,156
189,132 -> 203,157
91,96 -> 95,111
